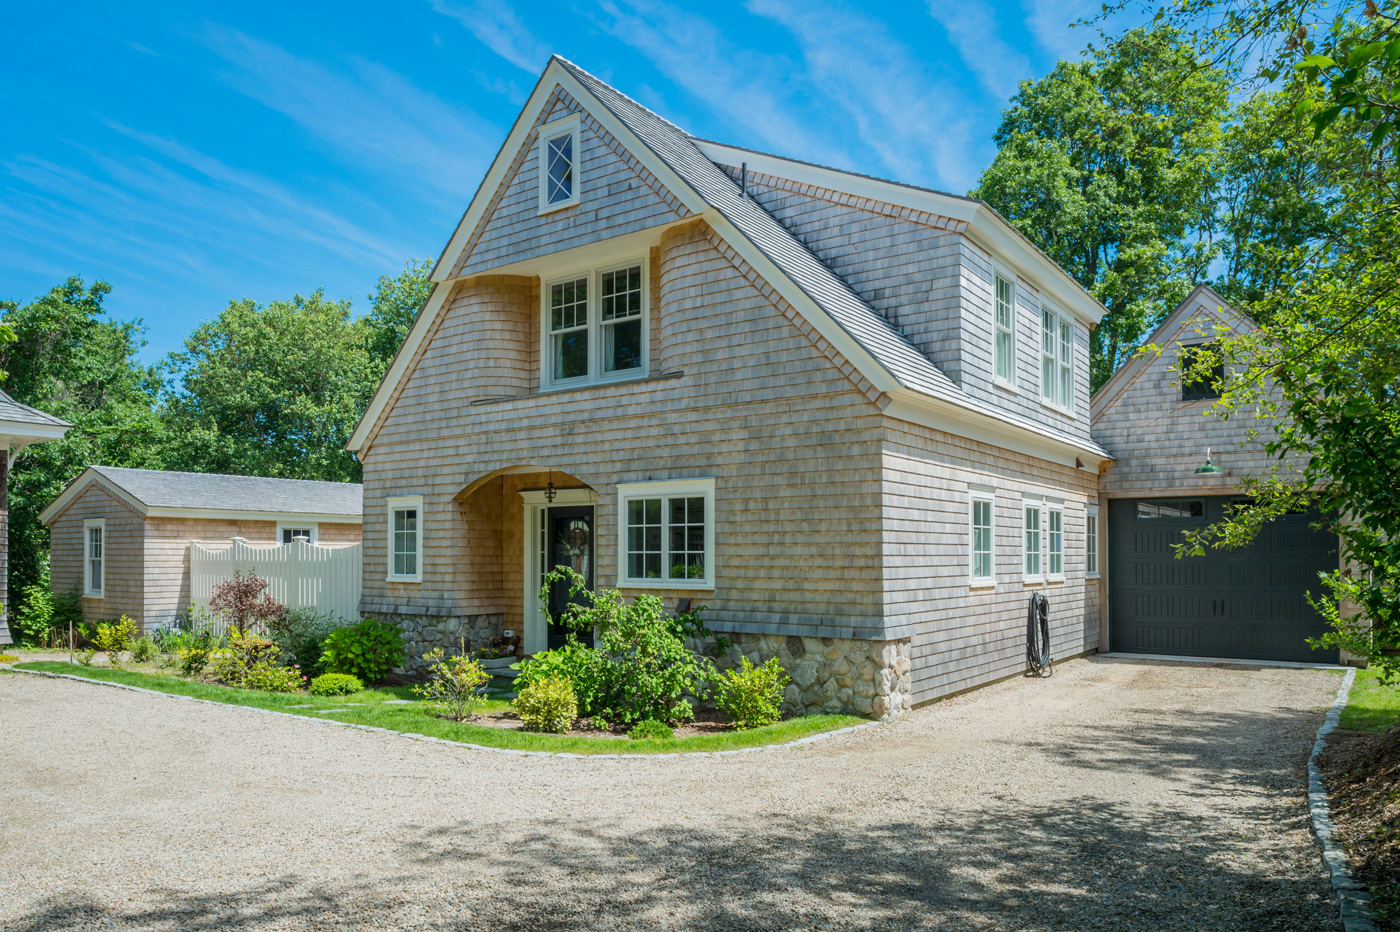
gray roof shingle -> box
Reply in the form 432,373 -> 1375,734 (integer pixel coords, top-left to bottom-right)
0,388 -> 70,429
90,466 -> 362,516
555,57 -> 1111,460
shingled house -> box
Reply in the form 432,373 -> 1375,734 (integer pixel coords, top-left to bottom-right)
0,389 -> 70,644
41,467 -> 362,631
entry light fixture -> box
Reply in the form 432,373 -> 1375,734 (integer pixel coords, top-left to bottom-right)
1194,449 -> 1223,476
545,470 -> 557,503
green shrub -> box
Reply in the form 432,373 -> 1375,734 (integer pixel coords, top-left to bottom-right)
207,632 -> 285,687
713,657 -> 789,729
179,647 -> 210,675
92,616 -> 137,667
76,649 -> 96,666
241,661 -> 305,693
511,640 -> 603,712
130,637 -> 159,663
412,648 -> 491,720
515,676 -> 577,733
309,673 -> 363,696
266,608 -> 340,678
628,719 -> 674,740
12,583 -> 82,647
537,567 -> 704,724
319,618 -> 405,685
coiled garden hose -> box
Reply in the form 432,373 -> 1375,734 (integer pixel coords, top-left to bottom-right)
1027,591 -> 1052,677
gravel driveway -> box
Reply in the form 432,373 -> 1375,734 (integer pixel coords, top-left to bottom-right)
0,657 -> 1342,931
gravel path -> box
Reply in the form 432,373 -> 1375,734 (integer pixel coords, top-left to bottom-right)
0,657 -> 1342,931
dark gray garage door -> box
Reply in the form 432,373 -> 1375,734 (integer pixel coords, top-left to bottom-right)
1109,496 -> 1338,663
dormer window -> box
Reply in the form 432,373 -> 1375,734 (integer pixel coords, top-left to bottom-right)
538,115 -> 581,213
543,259 -> 648,389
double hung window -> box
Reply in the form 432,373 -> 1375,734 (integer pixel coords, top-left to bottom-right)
1041,306 -> 1075,411
970,492 -> 995,585
994,273 -> 1016,386
1086,505 -> 1099,578
544,261 -> 648,388
387,495 -> 423,582
84,519 -> 104,597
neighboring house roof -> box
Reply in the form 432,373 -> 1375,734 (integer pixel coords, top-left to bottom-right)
1090,284 -> 1257,420
349,56 -> 1112,467
0,387 -> 70,451
39,466 -> 363,526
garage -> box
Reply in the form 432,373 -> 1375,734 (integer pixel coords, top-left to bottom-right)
1108,496 -> 1339,663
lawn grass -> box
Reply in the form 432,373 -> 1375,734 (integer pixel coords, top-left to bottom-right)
11,661 -> 866,754
1340,667 -> 1400,733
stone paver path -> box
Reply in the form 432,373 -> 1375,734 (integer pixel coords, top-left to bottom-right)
0,657 -> 1343,931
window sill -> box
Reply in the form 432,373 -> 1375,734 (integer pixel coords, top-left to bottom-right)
618,579 -> 715,591
1087,573 -> 1101,580
84,592 -> 104,599
1023,576 -> 1044,585
474,370 -> 683,407
538,198 -> 580,216
993,378 -> 1018,395
386,576 -> 423,584
1039,399 -> 1075,419
1046,576 -> 1066,584
969,580 -> 997,590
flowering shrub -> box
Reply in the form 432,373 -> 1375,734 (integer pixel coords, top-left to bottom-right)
413,649 -> 491,720
179,647 -> 210,674
242,661 -> 305,693
309,673 -> 364,696
712,657 -> 789,729
319,618 -> 405,685
208,632 -> 283,687
515,676 -> 577,734
92,616 -> 137,667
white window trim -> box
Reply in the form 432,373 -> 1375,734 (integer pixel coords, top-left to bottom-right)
1046,503 -> 1066,583
1040,303 -> 1076,416
1022,498 -> 1044,584
616,477 -> 715,590
992,266 -> 1018,392
537,114 -> 582,214
277,523 -> 318,545
386,494 -> 424,583
969,488 -> 996,589
540,255 -> 650,391
83,518 -> 105,598
1086,504 -> 1101,579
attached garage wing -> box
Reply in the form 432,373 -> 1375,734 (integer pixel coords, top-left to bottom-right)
1108,496 -> 1339,663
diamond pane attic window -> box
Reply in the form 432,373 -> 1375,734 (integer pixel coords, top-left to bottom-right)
538,115 -> 581,213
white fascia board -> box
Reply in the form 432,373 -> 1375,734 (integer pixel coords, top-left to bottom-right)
694,140 -> 1105,328
38,469 -> 147,527
0,421 -> 68,443
144,507 -> 362,524
884,388 -> 1113,471
702,209 -> 902,396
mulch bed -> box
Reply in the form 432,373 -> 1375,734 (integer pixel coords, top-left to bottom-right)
469,706 -> 740,740
1319,723 -> 1400,930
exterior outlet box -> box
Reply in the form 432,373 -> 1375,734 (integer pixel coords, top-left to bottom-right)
503,630 -> 514,638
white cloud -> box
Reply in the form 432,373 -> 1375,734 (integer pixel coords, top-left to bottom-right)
1020,0 -> 1096,61
746,0 -> 983,191
926,0 -> 1034,99
428,0 -> 552,72
591,0 -> 855,168
198,24 -> 496,201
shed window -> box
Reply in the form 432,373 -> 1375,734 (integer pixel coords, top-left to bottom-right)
1180,343 -> 1224,401
280,526 -> 315,544
84,519 -> 104,597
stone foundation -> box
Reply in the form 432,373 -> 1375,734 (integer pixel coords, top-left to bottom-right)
376,612 -> 504,673
710,633 -> 912,721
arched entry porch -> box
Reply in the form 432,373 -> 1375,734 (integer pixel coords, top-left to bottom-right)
457,465 -> 597,656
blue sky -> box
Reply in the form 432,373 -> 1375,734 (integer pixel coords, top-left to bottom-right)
4,0 -> 1107,363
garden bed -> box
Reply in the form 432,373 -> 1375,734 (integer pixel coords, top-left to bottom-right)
471,706 -> 738,740
10,661 -> 866,755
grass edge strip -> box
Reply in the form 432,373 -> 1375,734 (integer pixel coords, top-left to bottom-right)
5,666 -> 881,758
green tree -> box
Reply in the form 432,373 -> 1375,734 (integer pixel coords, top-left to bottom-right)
0,277 -> 164,607
973,27 -> 1230,389
364,259 -> 433,368
159,290 -> 377,482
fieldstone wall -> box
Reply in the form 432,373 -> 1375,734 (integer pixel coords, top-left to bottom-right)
711,633 -> 912,721
377,612 -> 504,672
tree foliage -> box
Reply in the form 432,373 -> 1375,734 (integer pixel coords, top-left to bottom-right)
364,259 -> 434,368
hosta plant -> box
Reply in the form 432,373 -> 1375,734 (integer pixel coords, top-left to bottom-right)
319,618 -> 405,685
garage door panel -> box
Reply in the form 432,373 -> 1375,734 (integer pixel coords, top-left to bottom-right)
1110,496 -> 1338,663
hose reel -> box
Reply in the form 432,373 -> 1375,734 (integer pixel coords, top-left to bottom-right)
1027,591 -> 1052,677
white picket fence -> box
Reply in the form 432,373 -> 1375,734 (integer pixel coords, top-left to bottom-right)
190,538 -> 362,626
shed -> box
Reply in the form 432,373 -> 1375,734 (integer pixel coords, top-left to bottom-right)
39,467 -> 362,631
0,389 -> 71,644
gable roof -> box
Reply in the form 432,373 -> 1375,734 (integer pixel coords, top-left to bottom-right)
39,466 -> 363,526
0,387 -> 70,453
1090,284 -> 1256,419
348,56 -> 1111,466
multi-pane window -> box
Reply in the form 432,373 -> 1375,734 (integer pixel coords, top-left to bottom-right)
1024,504 -> 1042,578
1136,499 -> 1205,519
971,497 -> 994,583
544,132 -> 574,205
84,521 -> 104,596
281,527 -> 313,544
601,265 -> 643,374
1086,508 -> 1099,577
618,480 -> 714,587
1180,343 -> 1225,400
388,496 -> 423,581
544,263 -> 646,387
994,274 -> 1015,384
1048,507 -> 1064,577
1041,307 -> 1074,410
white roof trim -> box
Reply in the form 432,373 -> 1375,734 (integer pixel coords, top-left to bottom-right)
39,468 -> 146,526
693,140 -> 1106,328
0,420 -> 68,443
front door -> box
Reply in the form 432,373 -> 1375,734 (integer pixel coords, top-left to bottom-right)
545,505 -> 593,649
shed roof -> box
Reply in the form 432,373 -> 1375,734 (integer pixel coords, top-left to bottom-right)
39,466 -> 363,526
